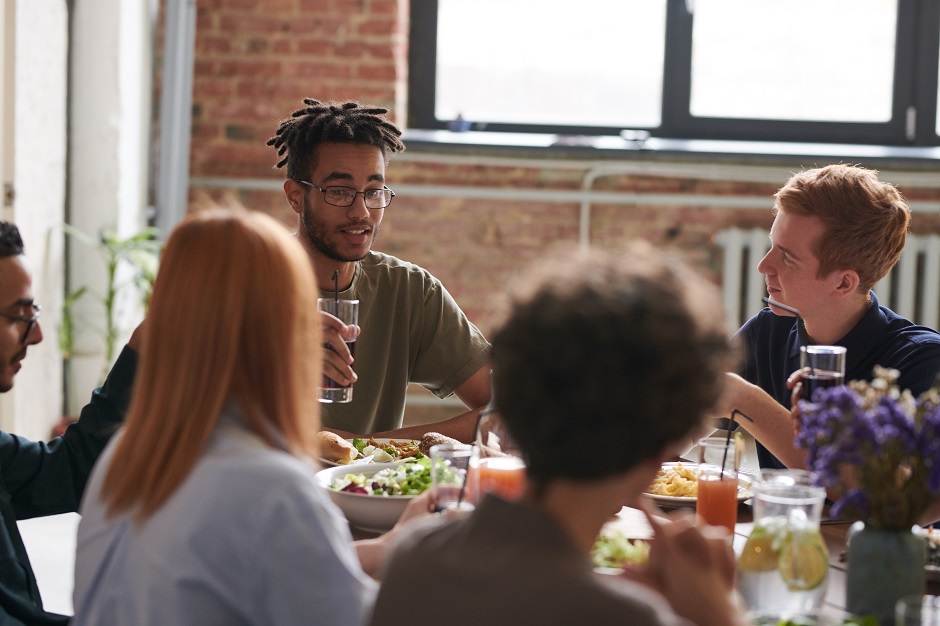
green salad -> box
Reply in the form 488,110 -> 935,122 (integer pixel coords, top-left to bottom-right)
591,530 -> 649,569
330,457 -> 432,496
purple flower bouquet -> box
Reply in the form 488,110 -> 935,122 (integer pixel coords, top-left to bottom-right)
797,367 -> 940,530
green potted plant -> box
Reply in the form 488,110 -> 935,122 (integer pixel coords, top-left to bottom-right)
54,224 -> 161,435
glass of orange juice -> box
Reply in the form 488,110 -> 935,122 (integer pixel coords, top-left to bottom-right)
471,407 -> 527,501
695,436 -> 740,534
474,455 -> 526,501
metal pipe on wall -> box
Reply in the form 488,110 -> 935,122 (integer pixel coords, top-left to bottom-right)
155,0 -> 197,238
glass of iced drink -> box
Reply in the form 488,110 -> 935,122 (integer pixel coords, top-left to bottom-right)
696,436 -> 740,534
471,406 -> 527,501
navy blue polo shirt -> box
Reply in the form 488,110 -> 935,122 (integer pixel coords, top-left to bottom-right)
736,292 -> 940,469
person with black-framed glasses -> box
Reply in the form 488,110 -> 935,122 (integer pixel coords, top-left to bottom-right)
268,99 -> 491,443
0,302 -> 41,349
0,220 -> 140,624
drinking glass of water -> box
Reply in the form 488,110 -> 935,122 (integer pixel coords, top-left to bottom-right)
430,444 -> 475,513
317,298 -> 359,403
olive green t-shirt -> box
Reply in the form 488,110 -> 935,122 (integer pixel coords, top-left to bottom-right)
319,252 -> 490,434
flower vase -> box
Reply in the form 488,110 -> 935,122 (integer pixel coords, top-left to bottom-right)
846,521 -> 925,624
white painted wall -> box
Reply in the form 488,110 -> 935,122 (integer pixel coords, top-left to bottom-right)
67,0 -> 151,415
0,0 -> 17,432
1,0 -> 68,440
0,0 -> 152,436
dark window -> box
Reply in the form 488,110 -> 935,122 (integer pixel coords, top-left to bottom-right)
408,0 -> 940,146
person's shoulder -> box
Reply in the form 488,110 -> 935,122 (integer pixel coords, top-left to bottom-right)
360,252 -> 444,294
205,428 -> 318,498
195,442 -> 339,540
362,252 -> 436,279
878,305 -> 940,345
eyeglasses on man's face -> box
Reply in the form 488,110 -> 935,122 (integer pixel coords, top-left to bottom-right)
0,303 -> 41,344
297,180 -> 395,209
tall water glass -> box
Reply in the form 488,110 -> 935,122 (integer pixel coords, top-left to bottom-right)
738,470 -> 829,620
317,298 -> 359,403
430,444 -> 475,513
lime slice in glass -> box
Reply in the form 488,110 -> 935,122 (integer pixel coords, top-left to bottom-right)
778,529 -> 828,591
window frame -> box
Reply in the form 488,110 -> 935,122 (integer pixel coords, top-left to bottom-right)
407,0 -> 940,146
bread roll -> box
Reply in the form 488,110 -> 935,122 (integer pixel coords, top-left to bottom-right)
316,431 -> 357,463
418,432 -> 462,456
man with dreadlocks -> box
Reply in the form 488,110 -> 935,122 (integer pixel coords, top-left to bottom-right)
268,99 -> 490,441
0,221 -> 139,623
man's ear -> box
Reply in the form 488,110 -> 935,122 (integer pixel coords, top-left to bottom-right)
283,179 -> 304,216
834,269 -> 860,296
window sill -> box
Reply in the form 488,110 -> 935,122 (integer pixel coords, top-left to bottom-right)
402,129 -> 940,169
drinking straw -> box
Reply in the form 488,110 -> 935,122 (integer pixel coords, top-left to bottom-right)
332,270 -> 339,305
720,415 -> 735,475
720,409 -> 754,474
456,405 -> 495,508
761,295 -> 800,317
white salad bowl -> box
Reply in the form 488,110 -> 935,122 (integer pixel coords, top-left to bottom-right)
316,462 -> 418,533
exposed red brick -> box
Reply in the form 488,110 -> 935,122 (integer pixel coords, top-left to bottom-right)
219,15 -> 293,34
355,62 -> 397,81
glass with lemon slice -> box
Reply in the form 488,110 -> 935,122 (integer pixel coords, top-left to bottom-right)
738,470 -> 829,619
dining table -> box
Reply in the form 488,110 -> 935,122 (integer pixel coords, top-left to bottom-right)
342,454 -> 940,622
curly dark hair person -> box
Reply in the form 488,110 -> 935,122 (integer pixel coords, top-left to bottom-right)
0,221 -> 24,257
489,242 -> 736,492
266,99 -> 405,181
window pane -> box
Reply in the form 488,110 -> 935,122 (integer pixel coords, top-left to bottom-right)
690,0 -> 897,122
435,0 -> 667,129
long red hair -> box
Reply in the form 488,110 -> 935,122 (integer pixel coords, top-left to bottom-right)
101,207 -> 321,521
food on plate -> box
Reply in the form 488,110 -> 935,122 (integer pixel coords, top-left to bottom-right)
591,530 -> 649,569
329,458 -> 432,496
316,431 -> 357,464
418,432 -> 461,456
646,462 -> 698,498
352,437 -> 422,463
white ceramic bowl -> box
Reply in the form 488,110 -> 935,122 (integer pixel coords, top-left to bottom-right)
316,462 -> 415,533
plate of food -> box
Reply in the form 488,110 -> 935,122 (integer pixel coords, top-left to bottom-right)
316,431 -> 460,466
316,459 -> 432,532
643,461 -> 757,508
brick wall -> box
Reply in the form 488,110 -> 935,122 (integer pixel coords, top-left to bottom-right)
176,0 -> 940,394
185,0 -> 406,180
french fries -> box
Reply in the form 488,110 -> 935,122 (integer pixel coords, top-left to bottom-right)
364,437 -> 420,460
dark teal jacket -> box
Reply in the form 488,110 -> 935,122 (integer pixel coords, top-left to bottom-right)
0,346 -> 136,625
